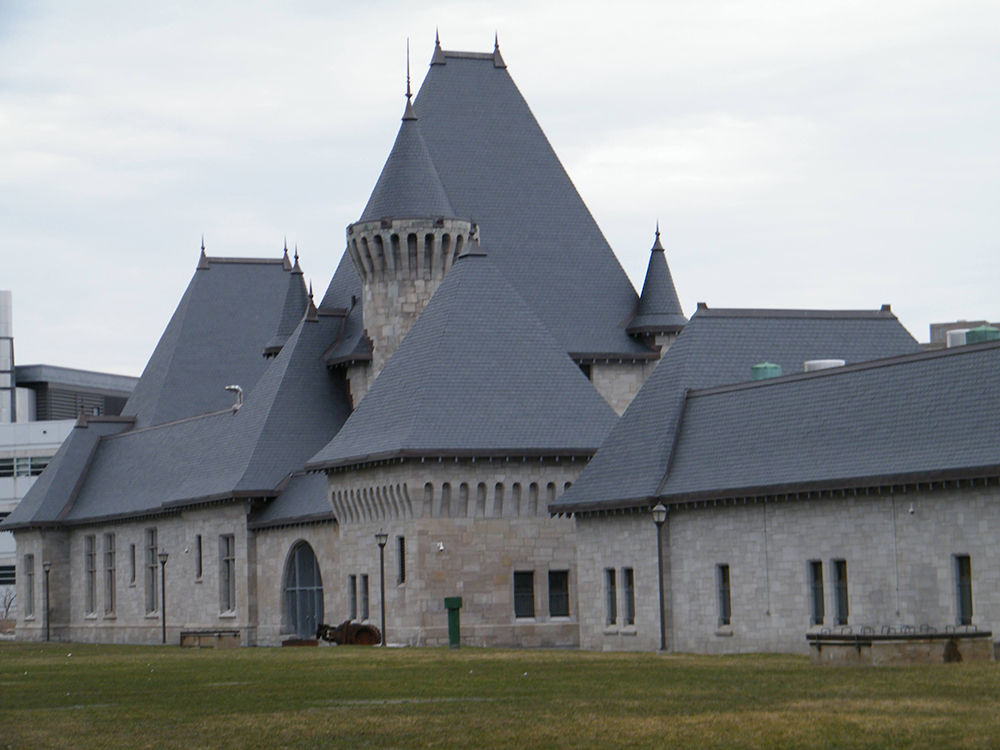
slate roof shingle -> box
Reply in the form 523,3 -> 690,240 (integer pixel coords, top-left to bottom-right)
550,305 -> 923,513
627,231 -> 687,334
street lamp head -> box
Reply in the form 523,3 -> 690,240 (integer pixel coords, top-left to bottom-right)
158,551 -> 169,565
42,561 -> 52,574
375,530 -> 388,548
651,503 -> 668,527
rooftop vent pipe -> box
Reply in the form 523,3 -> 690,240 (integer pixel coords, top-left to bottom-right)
803,359 -> 846,373
225,384 -> 243,412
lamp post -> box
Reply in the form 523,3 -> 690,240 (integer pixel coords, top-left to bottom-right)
42,561 -> 51,642
158,551 -> 168,644
375,530 -> 388,647
651,503 -> 668,652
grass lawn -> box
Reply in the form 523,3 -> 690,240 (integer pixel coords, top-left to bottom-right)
1,642 -> 998,749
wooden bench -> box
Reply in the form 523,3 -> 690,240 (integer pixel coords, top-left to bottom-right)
179,629 -> 241,649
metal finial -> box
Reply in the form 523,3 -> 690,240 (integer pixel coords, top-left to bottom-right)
436,28 -> 440,46
294,244 -> 299,263
494,31 -> 499,50
655,220 -> 660,239
308,281 -> 314,302
201,234 -> 205,252
284,236 -> 288,252
406,38 -> 412,102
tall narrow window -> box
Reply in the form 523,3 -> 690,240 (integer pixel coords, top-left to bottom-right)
85,535 -> 97,615
549,570 -> 569,617
833,559 -> 849,626
605,568 -> 617,625
396,536 -> 406,584
104,533 -> 116,615
129,544 -> 136,586
809,561 -> 824,625
145,529 -> 158,614
360,574 -> 370,620
219,534 -> 236,613
348,575 -> 358,620
956,555 -> 973,626
623,568 -> 636,626
195,535 -> 203,580
717,564 -> 731,626
514,571 -> 535,618
23,554 -> 34,617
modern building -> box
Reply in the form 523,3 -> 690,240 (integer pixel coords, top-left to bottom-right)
4,39 -> 992,654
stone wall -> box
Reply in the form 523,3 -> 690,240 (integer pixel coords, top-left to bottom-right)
589,361 -> 658,416
576,483 -> 1000,655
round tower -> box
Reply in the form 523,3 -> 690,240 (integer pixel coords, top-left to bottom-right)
346,75 -> 476,379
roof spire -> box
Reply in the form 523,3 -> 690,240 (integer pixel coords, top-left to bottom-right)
403,38 -> 417,121
492,32 -> 506,69
282,237 -> 291,269
291,244 -> 302,274
431,28 -> 446,65
305,280 -> 319,322
651,221 -> 665,252
201,234 -> 205,252
198,235 -> 209,269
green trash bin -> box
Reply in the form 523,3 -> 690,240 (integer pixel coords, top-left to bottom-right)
444,596 -> 462,649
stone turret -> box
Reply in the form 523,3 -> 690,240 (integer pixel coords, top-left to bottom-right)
346,84 -> 475,380
627,225 -> 687,357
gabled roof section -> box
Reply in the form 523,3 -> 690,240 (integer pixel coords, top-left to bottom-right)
627,229 -> 686,334
56,312 -> 351,523
318,251 -> 369,367
359,103 -> 455,221
307,251 -> 619,470
550,305 -> 922,513
0,418 -> 133,529
123,255 -> 294,428
659,341 -> 1000,501
412,47 -> 650,359
249,472 -> 334,529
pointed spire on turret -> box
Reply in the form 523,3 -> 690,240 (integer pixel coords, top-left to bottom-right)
306,280 -> 319,321
403,38 -> 417,121
282,238 -> 292,270
197,235 -> 210,269
431,28 -> 446,65
493,32 -> 506,68
291,244 -> 302,274
627,223 -> 686,337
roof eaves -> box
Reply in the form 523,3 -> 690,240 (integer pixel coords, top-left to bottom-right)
307,447 -> 599,473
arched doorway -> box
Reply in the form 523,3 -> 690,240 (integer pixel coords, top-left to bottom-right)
283,542 -> 324,639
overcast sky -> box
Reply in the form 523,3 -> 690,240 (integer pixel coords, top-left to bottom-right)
2,1 -> 997,376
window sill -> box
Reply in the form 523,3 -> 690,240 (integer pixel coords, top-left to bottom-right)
195,578 -> 203,585
620,626 -> 637,636
603,625 -> 619,635
514,617 -> 537,623
85,613 -> 98,620
145,612 -> 160,619
219,611 -> 237,619
714,626 -> 733,637
548,616 -> 573,622
104,614 -> 116,621
23,615 -> 35,622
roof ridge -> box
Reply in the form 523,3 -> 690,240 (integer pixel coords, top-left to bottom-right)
104,407 -> 233,438
694,306 -> 896,319
203,256 -> 287,266
688,337 -> 1000,398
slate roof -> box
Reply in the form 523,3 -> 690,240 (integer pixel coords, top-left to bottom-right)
319,252 -> 370,367
410,48 -> 652,360
627,230 -> 687,334
550,305 -> 923,513
359,103 -> 456,221
656,340 -> 1000,501
123,256 -> 295,428
3,272 -> 353,529
263,255 -> 309,356
249,472 -> 334,529
307,248 -> 619,470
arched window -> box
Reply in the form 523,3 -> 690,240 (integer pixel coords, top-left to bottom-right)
476,483 -> 487,517
458,483 -> 470,516
441,483 -> 452,518
283,541 -> 324,639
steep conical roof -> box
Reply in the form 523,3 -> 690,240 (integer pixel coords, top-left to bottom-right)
627,228 -> 687,334
307,250 -> 618,469
262,257 -> 309,356
359,103 -> 455,221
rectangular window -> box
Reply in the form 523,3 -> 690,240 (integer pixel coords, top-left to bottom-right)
956,555 -> 973,626
623,567 -> 636,626
605,568 -> 617,625
717,564 -> 731,627
0,458 -> 12,478
85,535 -> 97,615
361,574 -> 370,620
129,544 -> 136,586
809,561 -> 824,625
145,528 -> 158,614
348,575 -> 358,620
513,571 -> 535,618
397,536 -> 406,584
219,534 -> 236,613
104,533 -> 116,615
23,554 -> 34,618
195,535 -> 203,580
833,559 -> 849,626
548,570 -> 569,617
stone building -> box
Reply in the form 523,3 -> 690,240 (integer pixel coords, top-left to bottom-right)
3,38 -> 977,654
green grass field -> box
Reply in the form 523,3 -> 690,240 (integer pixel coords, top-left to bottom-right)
1,642 -> 998,749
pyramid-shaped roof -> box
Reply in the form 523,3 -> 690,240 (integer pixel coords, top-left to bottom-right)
263,253 -> 309,356
307,248 -> 619,469
627,229 -> 687,334
359,103 -> 455,221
